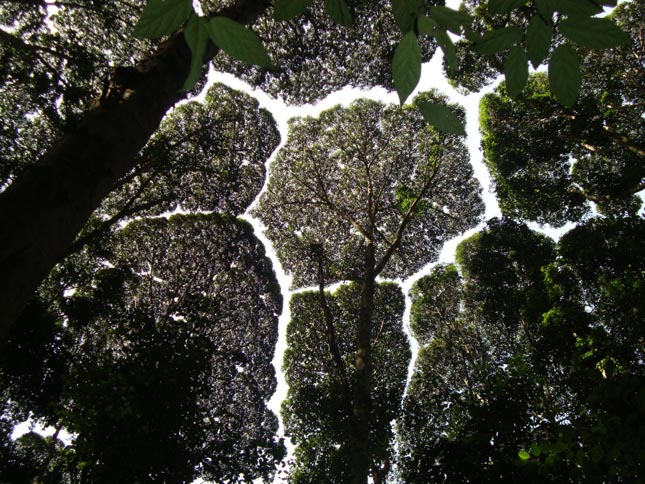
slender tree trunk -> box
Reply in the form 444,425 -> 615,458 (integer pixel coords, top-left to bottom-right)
0,0 -> 270,349
351,239 -> 376,484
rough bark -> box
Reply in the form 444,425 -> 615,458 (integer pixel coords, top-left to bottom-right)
0,0 -> 271,348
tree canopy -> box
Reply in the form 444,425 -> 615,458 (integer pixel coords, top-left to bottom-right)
255,93 -> 483,288
283,283 -> 409,484
479,0 -> 644,225
0,0 -> 643,483
399,216 -> 645,483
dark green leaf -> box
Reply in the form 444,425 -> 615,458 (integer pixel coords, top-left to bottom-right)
418,100 -> 466,135
417,15 -> 439,36
429,6 -> 472,35
133,0 -> 192,39
549,44 -> 580,108
519,450 -> 531,460
181,15 -> 209,91
535,0 -> 557,18
393,31 -> 422,105
488,0 -> 526,15
559,17 -> 631,49
473,27 -> 522,55
504,46 -> 528,97
417,16 -> 457,70
209,17 -> 271,67
530,443 -> 543,457
324,0 -> 353,27
274,0 -> 313,21
436,30 -> 457,71
526,15 -> 551,68
557,0 -> 603,17
392,0 -> 425,33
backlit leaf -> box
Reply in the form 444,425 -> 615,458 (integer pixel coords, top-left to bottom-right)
519,450 -> 531,460
393,32 -> 422,105
535,0 -> 557,18
324,0 -> 353,27
134,0 -> 192,38
549,44 -> 580,108
418,100 -> 466,135
526,15 -> 551,68
504,46 -> 528,98
209,17 -> 271,67
392,0 -> 425,33
473,27 -> 522,55
417,16 -> 457,71
429,6 -> 472,35
181,15 -> 209,91
274,0 -> 313,21
417,15 -> 439,36
488,0 -> 526,15
557,0 -> 603,17
559,17 -> 631,49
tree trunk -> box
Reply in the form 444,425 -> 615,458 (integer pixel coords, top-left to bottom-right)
351,239 -> 376,484
0,0 -> 270,348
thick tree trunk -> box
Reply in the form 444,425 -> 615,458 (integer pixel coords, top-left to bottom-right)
0,0 -> 270,348
351,239 -> 376,484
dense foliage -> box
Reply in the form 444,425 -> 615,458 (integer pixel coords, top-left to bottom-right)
283,283 -> 409,483
0,0 -> 643,482
479,0 -> 644,225
399,216 -> 645,483
255,93 -> 483,288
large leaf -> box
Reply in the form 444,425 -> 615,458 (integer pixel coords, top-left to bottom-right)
418,100 -> 466,135
324,0 -> 353,27
557,0 -> 603,17
418,16 -> 457,71
473,27 -> 522,55
534,0 -> 557,18
393,32 -> 422,105
526,15 -> 551,68
392,0 -> 425,33
548,44 -> 580,108
274,0 -> 313,21
488,0 -> 526,15
559,17 -> 631,49
429,6 -> 472,35
417,14 -> 438,36
181,15 -> 209,91
209,17 -> 271,67
133,0 -> 192,39
504,46 -> 528,98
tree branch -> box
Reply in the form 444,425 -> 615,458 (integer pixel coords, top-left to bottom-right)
311,244 -> 353,414
374,162 -> 441,276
